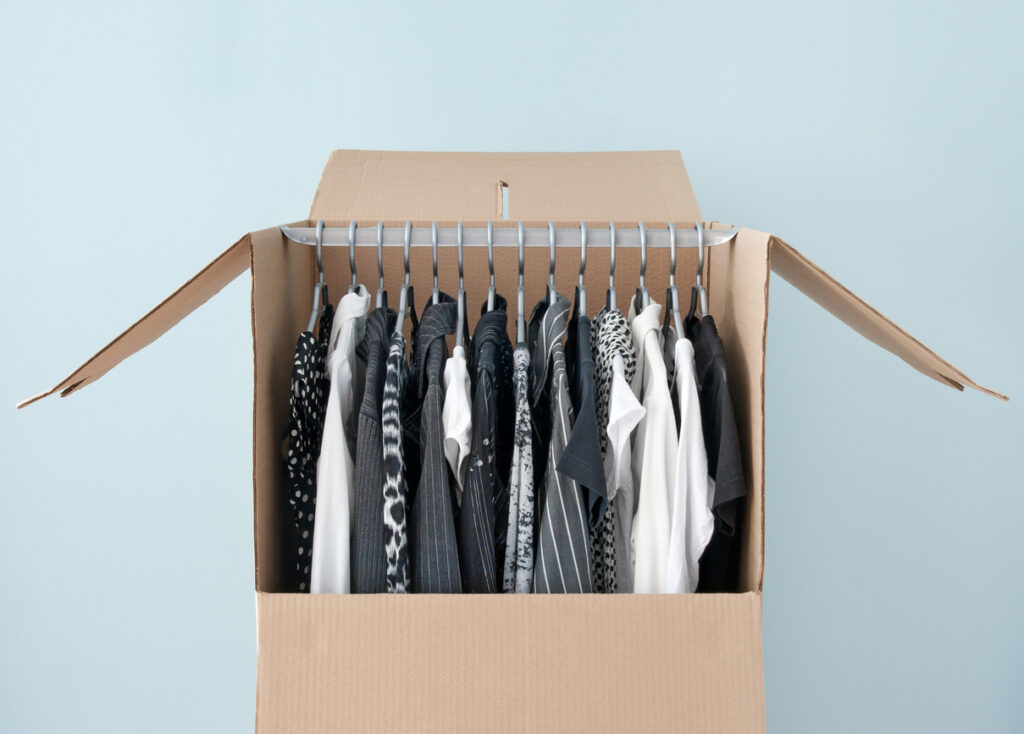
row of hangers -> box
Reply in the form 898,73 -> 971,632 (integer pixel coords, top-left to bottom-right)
296,220 -> 716,352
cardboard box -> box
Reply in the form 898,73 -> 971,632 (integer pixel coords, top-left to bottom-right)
20,151 -> 1005,733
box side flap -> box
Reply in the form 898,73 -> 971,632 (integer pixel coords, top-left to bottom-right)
310,149 -> 701,223
17,234 -> 252,408
770,237 -> 1007,401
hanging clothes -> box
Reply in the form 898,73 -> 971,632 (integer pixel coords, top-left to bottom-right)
529,295 -> 594,594
283,302 -> 334,593
662,326 -> 714,594
502,342 -> 535,593
442,344 -> 472,502
409,295 -> 462,593
382,330 -> 413,593
350,306 -> 396,593
628,300 -> 676,594
559,292 -> 608,527
685,313 -> 747,593
458,296 -> 513,592
311,285 -> 371,594
592,306 -> 644,593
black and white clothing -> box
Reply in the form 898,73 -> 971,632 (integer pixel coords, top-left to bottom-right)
530,295 -> 594,594
685,314 -> 746,593
351,306 -> 396,593
458,296 -> 513,592
502,343 -> 535,593
283,302 -> 334,592
382,331 -> 412,593
409,295 -> 462,593
591,306 -> 641,593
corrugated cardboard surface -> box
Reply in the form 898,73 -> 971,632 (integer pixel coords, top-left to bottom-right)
256,592 -> 765,734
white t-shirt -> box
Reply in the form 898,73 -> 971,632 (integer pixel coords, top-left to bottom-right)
442,345 -> 472,504
310,285 -> 370,594
665,333 -> 713,593
628,301 -> 677,594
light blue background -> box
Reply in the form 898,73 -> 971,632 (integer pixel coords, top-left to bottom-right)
2,1 -> 1020,732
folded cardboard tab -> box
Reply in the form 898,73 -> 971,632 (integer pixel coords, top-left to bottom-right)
20,150 -> 1006,734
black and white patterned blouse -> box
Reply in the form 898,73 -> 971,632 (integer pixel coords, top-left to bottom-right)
502,343 -> 535,593
382,331 -> 412,593
283,303 -> 334,592
591,306 -> 638,593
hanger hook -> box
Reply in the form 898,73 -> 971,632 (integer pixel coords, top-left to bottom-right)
315,219 -> 325,282
348,220 -> 358,292
578,221 -> 587,316
403,220 -> 412,287
695,220 -> 708,317
668,221 -> 677,287
376,221 -> 385,306
487,221 -> 496,311
457,222 -> 464,287
517,221 -> 526,343
548,221 -> 557,303
431,221 -> 439,304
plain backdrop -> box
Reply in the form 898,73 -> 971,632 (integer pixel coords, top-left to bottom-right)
2,1 -> 1021,732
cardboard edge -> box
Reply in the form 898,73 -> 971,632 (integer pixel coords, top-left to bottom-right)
16,233 -> 254,409
769,236 -> 1008,402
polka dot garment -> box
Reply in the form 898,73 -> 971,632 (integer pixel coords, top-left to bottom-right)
283,302 -> 334,592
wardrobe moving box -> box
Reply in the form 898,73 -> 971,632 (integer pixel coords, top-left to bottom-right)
20,151 -> 1005,733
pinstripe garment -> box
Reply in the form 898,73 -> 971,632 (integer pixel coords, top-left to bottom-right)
458,296 -> 513,592
409,296 -> 462,593
351,307 -> 395,593
502,343 -> 535,592
529,295 -> 595,593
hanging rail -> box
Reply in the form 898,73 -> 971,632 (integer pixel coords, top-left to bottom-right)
278,223 -> 738,249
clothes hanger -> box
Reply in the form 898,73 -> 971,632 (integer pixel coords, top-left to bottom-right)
577,221 -> 587,317
393,220 -> 413,337
306,219 -> 328,333
516,221 -> 526,344
548,221 -> 558,305
634,221 -> 650,312
606,221 -> 617,312
431,221 -> 440,305
455,222 -> 467,350
686,220 -> 709,321
348,220 -> 358,293
375,220 -> 387,310
664,221 -> 683,336
486,221 -> 496,312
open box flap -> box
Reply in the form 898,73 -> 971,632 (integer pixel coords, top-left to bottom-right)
769,236 -> 1007,401
310,149 -> 702,223
17,232 -> 254,409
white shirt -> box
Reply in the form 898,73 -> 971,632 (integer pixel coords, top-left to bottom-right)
442,345 -> 472,504
605,352 -> 645,593
310,285 -> 370,594
628,301 -> 677,594
665,333 -> 713,593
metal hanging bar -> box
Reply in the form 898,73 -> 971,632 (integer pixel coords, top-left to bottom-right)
278,223 -> 738,250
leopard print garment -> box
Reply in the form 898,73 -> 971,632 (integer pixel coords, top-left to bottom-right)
590,306 -> 637,593
382,332 -> 411,593
502,343 -> 535,593
284,303 -> 334,592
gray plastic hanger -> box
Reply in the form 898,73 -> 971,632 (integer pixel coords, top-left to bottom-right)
666,221 -> 683,336
606,221 -> 617,312
577,221 -> 587,317
516,221 -> 526,344
393,220 -> 412,336
486,221 -> 496,312
431,221 -> 440,305
375,220 -> 387,309
455,222 -> 466,350
634,221 -> 650,311
306,219 -> 327,333
548,221 -> 557,305
348,220 -> 358,293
